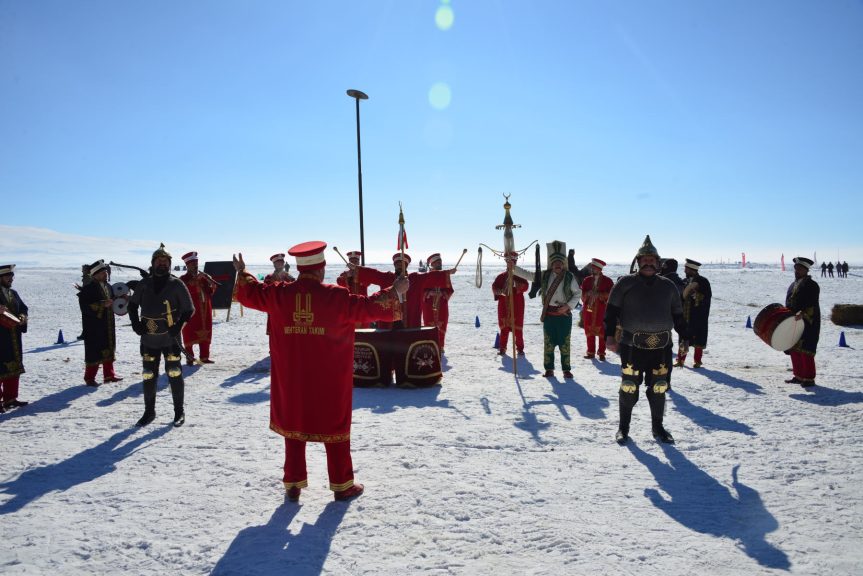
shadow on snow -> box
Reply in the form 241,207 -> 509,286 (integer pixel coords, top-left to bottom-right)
211,500 -> 350,576
669,389 -> 756,436
790,384 -> 863,406
695,367 -> 765,395
629,442 -> 790,571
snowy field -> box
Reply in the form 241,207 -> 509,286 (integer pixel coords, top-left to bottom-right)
1,264 -> 861,576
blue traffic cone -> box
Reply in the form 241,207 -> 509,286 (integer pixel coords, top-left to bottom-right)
745,316 -> 752,329
493,332 -> 500,349
839,331 -> 849,347
475,315 -> 480,328
55,329 -> 65,344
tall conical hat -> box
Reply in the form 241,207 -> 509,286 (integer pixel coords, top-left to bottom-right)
546,240 -> 567,268
635,235 -> 659,260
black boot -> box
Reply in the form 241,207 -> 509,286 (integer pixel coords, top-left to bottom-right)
136,379 -> 157,427
615,429 -> 629,445
169,376 -> 185,428
617,387 -> 637,445
173,411 -> 185,427
647,390 -> 674,443
652,424 -> 675,444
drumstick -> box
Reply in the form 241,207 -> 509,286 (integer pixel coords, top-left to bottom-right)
453,248 -> 468,269
332,246 -> 350,265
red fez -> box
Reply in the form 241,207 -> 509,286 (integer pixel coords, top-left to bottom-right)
590,258 -> 606,270
427,253 -> 442,265
270,253 -> 286,263
346,250 -> 362,261
289,241 -> 327,272
392,252 -> 412,264
181,251 -> 198,263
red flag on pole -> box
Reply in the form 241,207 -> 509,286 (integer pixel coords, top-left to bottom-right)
397,204 -> 409,250
741,252 -> 746,268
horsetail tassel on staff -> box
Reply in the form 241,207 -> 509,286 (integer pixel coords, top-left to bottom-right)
478,194 -> 537,374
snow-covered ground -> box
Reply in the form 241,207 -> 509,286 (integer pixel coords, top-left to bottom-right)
1,264 -> 861,575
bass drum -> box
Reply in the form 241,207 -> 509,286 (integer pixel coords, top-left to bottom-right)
112,298 -> 129,316
753,303 -> 804,351
112,282 -> 130,298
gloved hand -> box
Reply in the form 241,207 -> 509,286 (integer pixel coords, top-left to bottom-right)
168,323 -> 183,337
131,320 -> 144,335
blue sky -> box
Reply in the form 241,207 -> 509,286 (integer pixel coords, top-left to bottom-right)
1,0 -> 861,266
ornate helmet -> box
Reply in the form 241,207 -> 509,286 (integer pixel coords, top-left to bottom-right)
151,243 -> 172,262
635,235 -> 659,261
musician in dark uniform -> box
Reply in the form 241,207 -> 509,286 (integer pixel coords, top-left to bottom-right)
78,260 -> 123,386
0,264 -> 29,412
128,244 -> 195,427
785,257 -> 820,387
604,236 -> 687,445
676,259 -> 712,368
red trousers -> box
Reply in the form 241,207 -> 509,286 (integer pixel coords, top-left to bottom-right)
790,351 -> 816,381
584,333 -> 607,356
84,362 -> 117,383
499,327 -> 524,353
282,438 -> 355,492
1,376 -> 20,402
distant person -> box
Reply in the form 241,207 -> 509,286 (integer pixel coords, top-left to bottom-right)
785,257 -> 820,387
492,252 -> 529,356
676,259 -> 712,368
422,253 -> 454,354
78,260 -> 123,386
180,251 -> 217,365
128,244 -> 195,427
579,258 -> 613,361
336,250 -> 371,328
820,262 -> 827,277
512,241 -> 581,379
233,241 -> 409,502
604,236 -> 686,445
827,262 -> 834,278
265,253 -> 295,283
0,264 -> 29,412
842,261 -> 849,278
660,258 -> 687,362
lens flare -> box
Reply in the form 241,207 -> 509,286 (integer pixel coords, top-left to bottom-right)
435,5 -> 454,31
428,82 -> 452,110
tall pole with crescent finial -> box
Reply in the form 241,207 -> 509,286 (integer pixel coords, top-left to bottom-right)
479,194 -> 537,374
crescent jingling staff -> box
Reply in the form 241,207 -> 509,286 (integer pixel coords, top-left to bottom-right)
478,194 -> 537,374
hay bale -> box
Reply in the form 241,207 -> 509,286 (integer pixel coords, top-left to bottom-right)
831,304 -> 863,326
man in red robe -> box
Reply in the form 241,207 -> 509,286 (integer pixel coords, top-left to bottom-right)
180,252 -> 217,364
233,241 -> 407,502
580,258 -> 614,360
421,253 -> 455,353
337,251 -> 372,329
265,253 -> 295,283
492,252 -> 529,356
352,252 -> 455,330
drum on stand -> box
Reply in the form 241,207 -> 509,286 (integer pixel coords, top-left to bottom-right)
753,303 -> 804,351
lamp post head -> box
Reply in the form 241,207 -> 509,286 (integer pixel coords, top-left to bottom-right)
346,89 -> 369,100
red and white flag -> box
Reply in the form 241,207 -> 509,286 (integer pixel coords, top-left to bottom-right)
741,252 -> 746,268
397,205 -> 409,250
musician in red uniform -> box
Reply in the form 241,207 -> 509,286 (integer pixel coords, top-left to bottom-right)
265,253 -> 295,283
337,251 -> 372,329
785,256 -> 820,387
352,253 -> 455,330
180,252 -> 217,364
422,253 -> 455,353
492,252 -> 529,356
233,241 -> 407,502
580,258 -> 614,361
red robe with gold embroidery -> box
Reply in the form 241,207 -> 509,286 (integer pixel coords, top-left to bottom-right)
492,271 -> 528,332
180,272 -> 216,346
236,272 -> 399,442
356,267 -> 451,329
422,284 -> 454,349
580,274 -> 613,337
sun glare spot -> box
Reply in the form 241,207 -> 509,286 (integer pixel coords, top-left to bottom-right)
435,5 -> 454,31
428,83 -> 452,110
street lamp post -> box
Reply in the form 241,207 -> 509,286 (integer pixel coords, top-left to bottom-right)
346,89 -> 369,266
